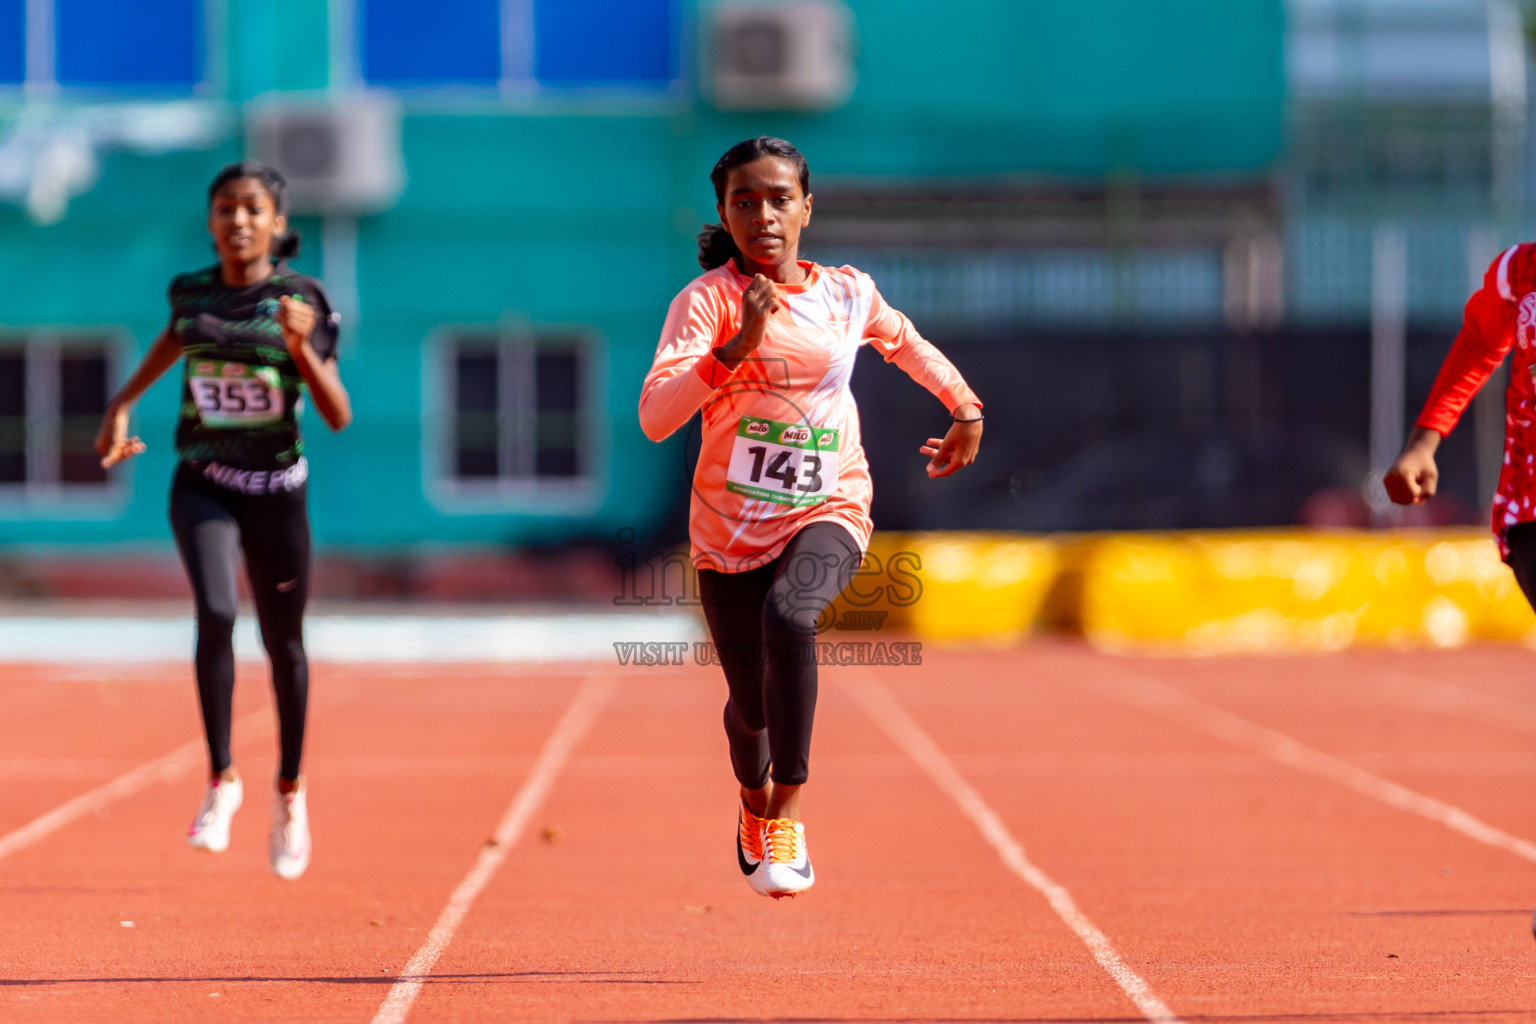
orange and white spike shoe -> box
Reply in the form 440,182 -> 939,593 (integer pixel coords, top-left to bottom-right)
753,818 -> 814,898
736,797 -> 766,886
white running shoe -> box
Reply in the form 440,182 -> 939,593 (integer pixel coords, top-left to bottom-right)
187,777 -> 243,853
754,818 -> 814,898
268,782 -> 311,881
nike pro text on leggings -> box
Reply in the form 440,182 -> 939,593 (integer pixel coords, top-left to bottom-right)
697,521 -> 861,789
169,461 -> 310,781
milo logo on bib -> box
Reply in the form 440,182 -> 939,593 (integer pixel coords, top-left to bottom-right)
779,426 -> 811,445
727,417 -> 842,508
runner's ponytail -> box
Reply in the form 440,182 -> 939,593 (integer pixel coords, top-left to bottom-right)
273,230 -> 302,260
697,223 -> 740,270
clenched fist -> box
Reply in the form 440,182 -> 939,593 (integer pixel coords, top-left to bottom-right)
1383,427 -> 1442,505
716,275 -> 782,369
277,295 -> 316,356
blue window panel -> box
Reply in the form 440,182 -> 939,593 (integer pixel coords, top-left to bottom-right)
361,0 -> 500,87
0,0 -> 22,84
56,0 -> 201,88
534,0 -> 675,85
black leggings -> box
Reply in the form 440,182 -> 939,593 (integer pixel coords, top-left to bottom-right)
697,522 -> 861,788
169,462 -> 311,781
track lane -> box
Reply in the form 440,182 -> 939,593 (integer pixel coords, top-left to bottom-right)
372,673 -> 615,1024
405,663 -> 1153,1021
847,672 -> 1182,1023
1112,650 -> 1536,846
0,663 -> 257,842
0,667 -> 584,1024
878,644 -> 1536,1021
1351,645 -> 1536,706
2,644 -> 1532,1021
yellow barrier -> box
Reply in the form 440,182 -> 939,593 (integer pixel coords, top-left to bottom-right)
1076,529 -> 1536,653
679,528 -> 1536,653
903,533 -> 1059,644
825,532 -> 1059,644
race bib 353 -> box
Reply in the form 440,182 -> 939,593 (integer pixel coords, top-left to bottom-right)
190,361 -> 284,429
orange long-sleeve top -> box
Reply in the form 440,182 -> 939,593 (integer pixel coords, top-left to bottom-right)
1417,242 -> 1536,550
640,260 -> 981,572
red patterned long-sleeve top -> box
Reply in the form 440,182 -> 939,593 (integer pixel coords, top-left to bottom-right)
1417,243 -> 1536,556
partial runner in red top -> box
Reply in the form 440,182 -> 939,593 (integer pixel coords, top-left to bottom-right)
639,137 -> 984,899
1386,243 -> 1536,564
1385,241 -> 1536,939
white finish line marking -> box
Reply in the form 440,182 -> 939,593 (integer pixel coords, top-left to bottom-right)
370,673 -> 616,1024
1081,667 -> 1536,865
846,675 -> 1183,1024
0,710 -> 269,863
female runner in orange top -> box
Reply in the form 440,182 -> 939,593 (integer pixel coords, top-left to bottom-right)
639,137 -> 984,897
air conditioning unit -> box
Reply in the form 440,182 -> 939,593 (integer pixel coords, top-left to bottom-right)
245,96 -> 404,215
705,1 -> 855,111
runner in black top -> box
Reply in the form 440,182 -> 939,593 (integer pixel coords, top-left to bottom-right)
95,162 -> 351,880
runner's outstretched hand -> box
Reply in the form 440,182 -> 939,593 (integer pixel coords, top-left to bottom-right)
921,404 -> 983,478
95,403 -> 146,469
1384,427 -> 1441,505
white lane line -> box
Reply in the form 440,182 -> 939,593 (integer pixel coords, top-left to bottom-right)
370,673 -> 616,1024
0,758 -> 151,781
1375,669 -> 1536,738
1077,666 -> 1536,865
845,675 -> 1183,1024
0,709 -> 269,863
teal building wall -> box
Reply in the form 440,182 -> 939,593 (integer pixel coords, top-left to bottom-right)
0,0 -> 1284,552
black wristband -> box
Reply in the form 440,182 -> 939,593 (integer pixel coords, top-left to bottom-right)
951,413 -> 984,423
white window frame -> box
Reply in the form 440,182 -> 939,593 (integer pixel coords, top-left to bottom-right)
0,330 -> 130,516
422,322 -> 607,514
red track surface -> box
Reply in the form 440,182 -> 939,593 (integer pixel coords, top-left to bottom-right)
1,642 -> 1533,1021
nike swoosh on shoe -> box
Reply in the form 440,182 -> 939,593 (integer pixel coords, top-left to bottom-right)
738,838 -> 761,876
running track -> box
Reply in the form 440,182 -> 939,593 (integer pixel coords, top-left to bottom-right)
0,641 -> 1532,1021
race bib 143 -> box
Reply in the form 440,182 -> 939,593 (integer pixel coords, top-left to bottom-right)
726,416 -> 841,507
189,361 -> 284,428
